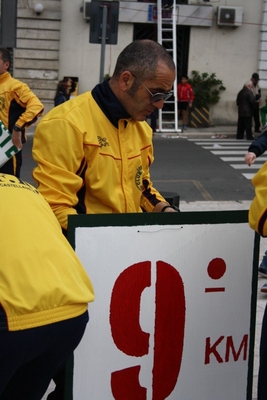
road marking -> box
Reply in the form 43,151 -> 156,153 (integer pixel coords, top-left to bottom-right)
220,157 -> 267,161
153,179 -> 213,200
203,146 -> 248,150
242,173 -> 256,179
211,150 -> 247,155
189,138 -> 261,180
194,142 -> 247,145
230,164 -> 264,169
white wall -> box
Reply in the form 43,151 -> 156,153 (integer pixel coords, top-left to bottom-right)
59,0 -> 133,94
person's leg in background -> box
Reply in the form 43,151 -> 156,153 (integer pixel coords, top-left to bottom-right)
180,102 -> 188,130
260,104 -> 267,129
236,116 -> 245,139
259,248 -> 267,294
259,249 -> 267,278
178,102 -> 181,126
254,102 -> 261,133
244,116 -> 254,140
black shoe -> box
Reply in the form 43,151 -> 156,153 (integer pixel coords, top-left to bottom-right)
246,136 -> 255,140
236,137 -> 244,139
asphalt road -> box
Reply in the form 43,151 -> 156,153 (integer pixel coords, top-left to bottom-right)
21,135 -> 255,203
150,137 -> 255,202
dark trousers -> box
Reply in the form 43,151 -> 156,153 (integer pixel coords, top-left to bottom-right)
0,311 -> 89,400
258,303 -> 267,399
254,102 -> 261,132
0,152 -> 22,178
236,116 -> 253,139
47,360 -> 72,400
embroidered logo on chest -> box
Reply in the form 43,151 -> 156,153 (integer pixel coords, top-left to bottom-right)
97,136 -> 110,148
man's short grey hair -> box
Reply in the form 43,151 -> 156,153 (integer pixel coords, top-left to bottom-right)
112,39 -> 175,81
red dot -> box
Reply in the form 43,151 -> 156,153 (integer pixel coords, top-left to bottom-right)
207,258 -> 226,280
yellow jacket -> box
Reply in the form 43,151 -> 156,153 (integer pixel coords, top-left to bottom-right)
0,174 -> 94,331
0,71 -> 43,132
33,83 -> 166,230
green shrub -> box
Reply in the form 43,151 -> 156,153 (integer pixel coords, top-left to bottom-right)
188,70 -> 226,108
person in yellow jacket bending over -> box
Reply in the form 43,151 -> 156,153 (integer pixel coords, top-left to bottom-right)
33,39 -> 179,398
32,40 -> 178,235
0,174 -> 94,399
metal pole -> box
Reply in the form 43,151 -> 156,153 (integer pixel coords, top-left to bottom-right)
99,4 -> 108,83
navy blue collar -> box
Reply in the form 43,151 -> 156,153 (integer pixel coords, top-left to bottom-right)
92,79 -> 131,128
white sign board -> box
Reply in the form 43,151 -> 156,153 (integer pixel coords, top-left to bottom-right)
69,213 -> 256,400
0,120 -> 20,167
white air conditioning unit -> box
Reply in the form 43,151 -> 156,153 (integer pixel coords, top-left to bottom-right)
217,6 -> 243,27
83,0 -> 91,20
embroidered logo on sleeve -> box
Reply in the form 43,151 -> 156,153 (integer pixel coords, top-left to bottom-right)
135,165 -> 143,191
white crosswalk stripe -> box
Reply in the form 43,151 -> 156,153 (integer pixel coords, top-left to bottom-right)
220,157 -> 267,161
243,173 -> 257,179
230,163 -> 264,169
188,138 -> 264,180
210,150 -> 247,154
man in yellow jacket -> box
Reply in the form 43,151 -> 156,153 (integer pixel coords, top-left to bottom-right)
0,174 -> 94,399
32,39 -> 178,398
32,40 -> 178,235
0,46 -> 43,177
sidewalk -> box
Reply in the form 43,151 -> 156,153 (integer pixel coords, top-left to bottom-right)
28,123 -> 238,139
153,124 -> 238,139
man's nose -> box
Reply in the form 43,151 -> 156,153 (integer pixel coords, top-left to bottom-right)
152,99 -> 164,109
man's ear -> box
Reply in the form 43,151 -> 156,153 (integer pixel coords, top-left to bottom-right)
118,71 -> 134,92
5,61 -> 10,72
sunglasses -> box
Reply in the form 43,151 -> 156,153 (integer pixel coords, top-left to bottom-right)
131,73 -> 173,103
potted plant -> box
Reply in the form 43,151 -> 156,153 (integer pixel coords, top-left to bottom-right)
188,70 -> 226,127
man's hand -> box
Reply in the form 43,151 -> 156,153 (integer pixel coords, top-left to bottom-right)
245,152 -> 256,166
162,206 -> 177,212
153,202 -> 178,213
12,129 -> 23,150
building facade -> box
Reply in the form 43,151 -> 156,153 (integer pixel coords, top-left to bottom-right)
11,0 -> 267,125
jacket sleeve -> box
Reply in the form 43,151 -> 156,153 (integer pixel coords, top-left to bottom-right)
249,162 -> 267,236
12,81 -> 44,129
140,142 -> 169,212
248,131 -> 267,157
32,118 -> 85,230
189,85 -> 194,102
